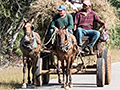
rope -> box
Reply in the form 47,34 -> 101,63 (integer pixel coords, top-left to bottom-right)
42,26 -> 66,47
41,19 -> 52,46
43,30 -> 57,46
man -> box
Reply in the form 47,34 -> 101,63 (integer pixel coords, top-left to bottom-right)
50,5 -> 76,45
74,0 -> 107,54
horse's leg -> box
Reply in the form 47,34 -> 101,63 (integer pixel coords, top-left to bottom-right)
62,60 -> 66,88
65,56 -> 72,89
69,59 -> 74,88
22,56 -> 27,88
65,60 -> 70,89
27,58 -> 31,85
57,60 -> 62,84
31,57 -> 38,88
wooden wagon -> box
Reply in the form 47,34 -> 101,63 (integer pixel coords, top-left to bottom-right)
35,35 -> 111,87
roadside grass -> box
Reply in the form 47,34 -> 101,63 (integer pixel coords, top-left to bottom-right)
0,67 -> 23,90
110,49 -> 120,63
0,49 -> 120,90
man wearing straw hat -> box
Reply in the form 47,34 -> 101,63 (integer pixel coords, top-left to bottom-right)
74,0 -> 107,54
50,5 -> 76,45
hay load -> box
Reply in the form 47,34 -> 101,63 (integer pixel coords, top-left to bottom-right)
29,0 -> 75,35
29,0 -> 118,42
91,0 -> 118,30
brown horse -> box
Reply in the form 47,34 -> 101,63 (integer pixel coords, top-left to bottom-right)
53,26 -> 77,89
20,18 -> 41,88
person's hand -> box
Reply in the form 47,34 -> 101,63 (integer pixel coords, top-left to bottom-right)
104,23 -> 108,31
73,29 -> 76,31
74,25 -> 77,31
54,27 -> 59,31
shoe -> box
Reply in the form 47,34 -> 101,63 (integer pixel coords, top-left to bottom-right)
88,47 -> 94,55
77,45 -> 84,54
84,47 -> 89,52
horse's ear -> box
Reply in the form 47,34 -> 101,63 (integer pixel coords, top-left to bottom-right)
30,17 -> 34,24
23,18 -> 27,23
65,25 -> 67,29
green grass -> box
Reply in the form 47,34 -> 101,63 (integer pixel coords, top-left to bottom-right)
0,49 -> 120,89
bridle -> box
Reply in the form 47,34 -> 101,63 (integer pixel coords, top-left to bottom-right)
57,28 -> 72,52
21,23 -> 37,50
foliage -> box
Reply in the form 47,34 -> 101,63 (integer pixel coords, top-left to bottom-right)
0,0 -> 120,57
108,0 -> 120,9
110,22 -> 120,48
14,30 -> 24,56
107,0 -> 120,48
0,0 -> 34,56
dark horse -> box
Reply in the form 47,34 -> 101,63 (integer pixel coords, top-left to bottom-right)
20,18 -> 41,88
53,26 -> 77,89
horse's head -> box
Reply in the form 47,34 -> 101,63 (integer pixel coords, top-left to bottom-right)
23,18 -> 34,44
57,26 -> 70,52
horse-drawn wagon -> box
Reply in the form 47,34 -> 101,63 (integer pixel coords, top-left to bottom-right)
35,27 -> 111,88
20,17 -> 111,89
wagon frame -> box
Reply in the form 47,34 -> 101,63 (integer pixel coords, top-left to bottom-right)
35,36 -> 111,87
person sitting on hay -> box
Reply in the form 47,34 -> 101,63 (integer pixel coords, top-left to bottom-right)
50,5 -> 77,47
74,0 -> 108,54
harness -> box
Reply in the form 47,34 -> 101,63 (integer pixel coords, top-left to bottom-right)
20,31 -> 37,50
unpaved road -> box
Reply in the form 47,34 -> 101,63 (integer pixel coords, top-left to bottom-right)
16,62 -> 120,90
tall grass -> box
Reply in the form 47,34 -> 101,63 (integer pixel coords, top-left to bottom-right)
0,67 -> 23,90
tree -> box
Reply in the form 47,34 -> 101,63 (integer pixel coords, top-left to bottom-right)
0,0 -> 33,57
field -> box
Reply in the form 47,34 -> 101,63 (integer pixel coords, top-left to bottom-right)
0,49 -> 120,90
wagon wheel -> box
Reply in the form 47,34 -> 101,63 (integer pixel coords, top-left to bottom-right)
103,49 -> 111,85
97,58 -> 105,87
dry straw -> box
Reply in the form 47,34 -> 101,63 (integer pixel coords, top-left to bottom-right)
29,0 -> 118,38
91,0 -> 118,30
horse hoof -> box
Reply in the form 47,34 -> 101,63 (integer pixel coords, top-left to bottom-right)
22,83 -> 26,88
59,81 -> 62,84
69,84 -> 73,88
61,84 -> 65,88
27,83 -> 31,86
65,86 -> 69,89
31,85 -> 36,88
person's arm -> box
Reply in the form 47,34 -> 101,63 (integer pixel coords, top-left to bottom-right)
98,19 -> 108,31
74,25 -> 77,31
67,14 -> 74,30
94,12 -> 108,31
73,12 -> 79,31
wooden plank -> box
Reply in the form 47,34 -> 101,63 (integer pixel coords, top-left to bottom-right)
49,64 -> 97,69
